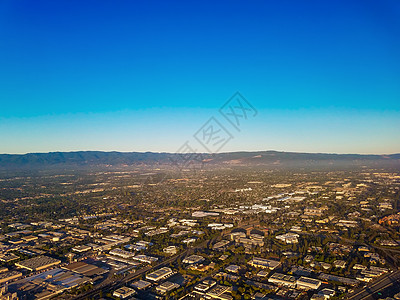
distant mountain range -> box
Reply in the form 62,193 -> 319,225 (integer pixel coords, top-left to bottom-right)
0,151 -> 399,170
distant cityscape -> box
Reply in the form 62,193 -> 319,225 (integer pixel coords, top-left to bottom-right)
0,153 -> 400,299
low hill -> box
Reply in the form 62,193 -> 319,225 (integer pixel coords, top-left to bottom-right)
0,150 -> 399,170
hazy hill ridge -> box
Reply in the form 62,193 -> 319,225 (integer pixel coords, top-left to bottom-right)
0,151 -> 399,169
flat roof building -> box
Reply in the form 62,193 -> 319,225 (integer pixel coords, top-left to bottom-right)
276,233 -> 299,244
318,288 -> 335,298
333,260 -> 346,269
156,281 -> 180,294
113,286 -> 136,299
131,279 -> 152,290
213,240 -> 230,250
132,254 -> 158,264
163,246 -> 178,255
225,265 -> 240,273
72,245 -> 92,253
183,255 -> 205,265
0,253 -> 19,263
318,273 -> 359,286
146,267 -> 174,282
63,261 -> 107,276
206,285 -> 232,300
109,248 -> 135,259
296,276 -> 322,290
248,257 -> 281,270
15,255 -> 61,271
268,273 -> 296,288
195,280 -> 217,292
0,271 -> 22,284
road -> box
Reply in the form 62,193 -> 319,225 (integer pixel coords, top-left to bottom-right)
346,269 -> 400,300
73,250 -> 188,299
73,235 -> 220,299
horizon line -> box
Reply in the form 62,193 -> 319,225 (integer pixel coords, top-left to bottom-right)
1,149 -> 399,156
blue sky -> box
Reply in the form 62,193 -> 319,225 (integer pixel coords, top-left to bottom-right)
0,0 -> 399,154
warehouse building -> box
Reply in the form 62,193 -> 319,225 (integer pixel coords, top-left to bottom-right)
296,276 -> 322,290
146,267 -> 174,282
72,245 -> 92,253
113,286 -> 136,299
0,271 -> 22,284
15,255 -> 61,271
268,272 -> 296,288
248,257 -> 281,270
156,281 -> 180,294
131,279 -> 152,290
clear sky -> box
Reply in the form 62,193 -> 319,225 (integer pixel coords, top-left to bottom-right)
0,0 -> 399,154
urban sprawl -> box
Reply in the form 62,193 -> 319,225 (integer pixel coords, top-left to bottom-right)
0,167 -> 400,300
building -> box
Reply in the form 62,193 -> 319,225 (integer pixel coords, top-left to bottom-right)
0,285 -> 18,300
336,220 -> 358,228
268,273 -> 296,288
333,260 -> 346,269
183,255 -> 204,265
125,240 -> 153,251
145,227 -> 169,237
248,257 -> 281,270
230,232 -> 246,241
379,202 -> 393,210
182,237 -> 197,244
318,273 -> 359,286
156,281 -> 180,294
14,268 -> 90,298
132,254 -> 158,264
257,270 -> 269,277
131,279 -> 152,290
213,240 -> 230,250
15,255 -> 61,271
22,235 -> 38,242
113,286 -> 136,299
361,268 -> 386,277
237,237 -> 264,247
230,232 -> 264,247
72,245 -> 92,253
96,235 -> 131,251
190,262 -> 215,272
0,254 -> 19,263
318,288 -> 335,299
296,276 -> 322,290
353,264 -> 367,270
225,265 -> 240,273
304,255 -> 314,263
304,208 -> 324,216
195,280 -> 217,292
146,267 -> 174,282
109,248 -> 135,259
192,211 -> 219,218
163,246 -> 178,255
276,233 -> 299,244
206,285 -> 232,300
183,283 -> 230,300
0,271 -> 22,284
63,261 -> 107,276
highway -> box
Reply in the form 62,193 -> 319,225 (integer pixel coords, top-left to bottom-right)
346,269 -> 400,300
73,235 -> 219,299
73,250 -> 188,299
